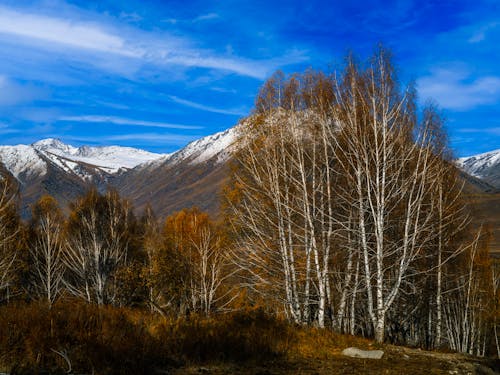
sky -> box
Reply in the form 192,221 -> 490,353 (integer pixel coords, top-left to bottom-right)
0,0 -> 498,157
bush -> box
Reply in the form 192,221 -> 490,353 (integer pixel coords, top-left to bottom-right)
0,303 -> 294,374
0,301 -> 167,374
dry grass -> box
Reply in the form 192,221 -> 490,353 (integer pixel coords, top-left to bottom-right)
0,303 -> 498,374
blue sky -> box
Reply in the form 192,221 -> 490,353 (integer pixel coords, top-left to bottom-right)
0,0 -> 498,156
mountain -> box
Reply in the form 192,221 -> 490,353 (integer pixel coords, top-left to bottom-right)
457,149 -> 500,190
0,138 -> 167,216
0,128 -> 238,218
113,126 -> 238,217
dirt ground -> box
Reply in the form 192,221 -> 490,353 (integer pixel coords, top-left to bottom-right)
167,345 -> 500,375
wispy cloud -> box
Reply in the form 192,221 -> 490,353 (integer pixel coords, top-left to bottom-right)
167,95 -> 247,116
66,133 -> 199,145
417,68 -> 500,110
59,115 -> 203,129
459,126 -> 500,135
0,124 -> 18,135
0,7 -> 139,57
210,87 -> 237,94
119,12 -> 143,23
105,133 -> 200,143
193,13 -> 220,22
468,21 -> 499,43
0,5 -> 305,79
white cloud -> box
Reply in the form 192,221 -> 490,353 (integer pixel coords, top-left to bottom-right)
105,133 -> 200,143
0,7 -> 140,57
67,133 -> 199,145
468,22 -> 499,43
459,126 -> 500,135
417,68 -> 500,111
0,6 -> 307,79
119,12 -> 143,23
0,124 -> 18,135
167,95 -> 247,116
193,13 -> 220,22
59,115 -> 203,129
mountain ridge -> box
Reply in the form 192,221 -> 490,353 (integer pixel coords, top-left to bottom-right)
0,128 -> 498,221
0,127 -> 238,217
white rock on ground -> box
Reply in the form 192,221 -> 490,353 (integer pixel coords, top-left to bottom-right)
342,347 -> 384,359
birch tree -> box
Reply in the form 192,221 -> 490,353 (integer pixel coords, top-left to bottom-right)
0,174 -> 20,303
28,195 -> 64,307
229,48 -> 486,347
331,49 -> 447,343
62,189 -> 133,305
230,72 -> 339,327
443,230 -> 494,355
492,258 -> 500,358
141,205 -> 165,313
162,208 -> 232,315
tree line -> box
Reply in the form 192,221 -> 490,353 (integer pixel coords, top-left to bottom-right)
0,182 -> 233,317
0,47 -> 498,357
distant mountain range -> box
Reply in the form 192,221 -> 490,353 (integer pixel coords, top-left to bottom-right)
0,127 -> 238,218
0,126 -> 499,221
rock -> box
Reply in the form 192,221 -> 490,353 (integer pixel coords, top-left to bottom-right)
342,347 -> 384,359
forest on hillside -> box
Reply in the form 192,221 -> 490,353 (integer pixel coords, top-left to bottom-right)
0,49 -> 498,374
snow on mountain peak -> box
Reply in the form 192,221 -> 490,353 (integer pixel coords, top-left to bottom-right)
457,149 -> 500,178
169,126 -> 239,165
33,138 -> 78,155
30,139 -> 166,173
70,145 -> 167,172
1,139 -> 167,180
0,144 -> 47,179
1,126 -> 239,183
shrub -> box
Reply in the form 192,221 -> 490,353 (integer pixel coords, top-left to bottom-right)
0,303 -> 294,374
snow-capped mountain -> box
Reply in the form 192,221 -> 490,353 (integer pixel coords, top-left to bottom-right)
111,126 -> 239,217
142,126 -> 238,169
0,144 -> 47,179
0,138 -> 166,181
36,138 -> 166,175
0,127 -> 239,217
457,149 -> 500,189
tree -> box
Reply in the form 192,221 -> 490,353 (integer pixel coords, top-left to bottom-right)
331,49 -> 452,343
139,205 -> 166,313
229,47 -> 474,344
229,71 -> 339,327
0,174 -> 21,303
28,195 -> 64,307
152,208 -> 232,316
443,229 -> 495,355
62,189 -> 134,305
492,257 -> 500,358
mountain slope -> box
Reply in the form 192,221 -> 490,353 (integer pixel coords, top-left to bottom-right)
113,126 -> 238,217
458,149 -> 500,189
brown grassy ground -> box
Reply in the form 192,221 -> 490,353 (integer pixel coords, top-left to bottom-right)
170,341 -> 500,375
1,303 -> 498,375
